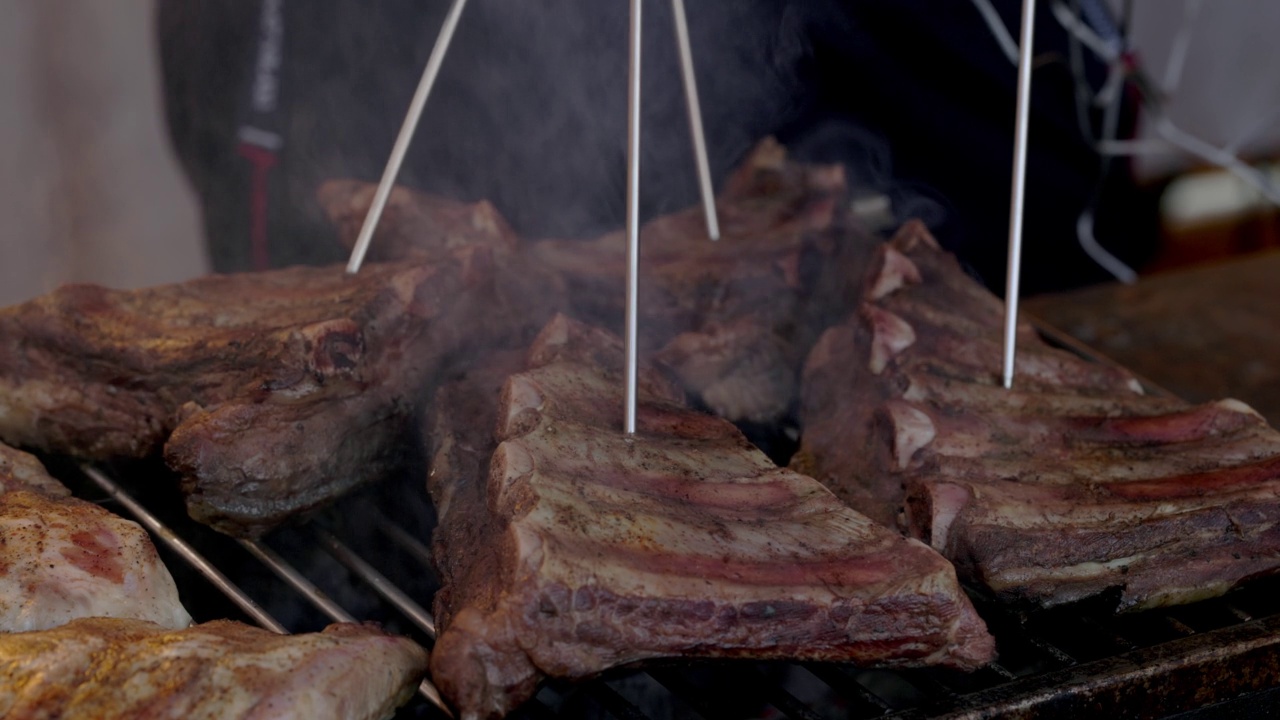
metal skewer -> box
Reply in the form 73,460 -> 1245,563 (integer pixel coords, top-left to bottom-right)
624,0 -> 643,436
1002,0 -> 1037,389
671,0 -> 720,241
346,0 -> 470,275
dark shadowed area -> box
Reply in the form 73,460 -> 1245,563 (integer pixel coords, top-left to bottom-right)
157,0 -> 1157,294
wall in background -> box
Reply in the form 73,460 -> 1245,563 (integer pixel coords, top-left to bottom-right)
0,0 -> 208,307
1126,0 -> 1280,181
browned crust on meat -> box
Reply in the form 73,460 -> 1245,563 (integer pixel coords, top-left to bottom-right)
0,617 -> 428,719
429,315 -> 994,718
799,220 -> 1280,611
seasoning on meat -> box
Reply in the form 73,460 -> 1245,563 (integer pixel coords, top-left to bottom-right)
0,617 -> 428,720
0,441 -> 191,632
795,220 -> 1280,611
427,314 -> 994,719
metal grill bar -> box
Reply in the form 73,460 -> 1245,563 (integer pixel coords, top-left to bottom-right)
238,536 -> 451,715
760,679 -> 826,720
1165,616 -> 1199,637
314,526 -> 437,637
372,508 -> 437,570
516,695 -> 562,720
78,465 -> 450,715
897,615 -> 1280,719
1228,604 -> 1255,623
582,684 -> 648,720
645,668 -> 736,720
71,428 -> 1280,719
896,672 -> 958,704
1026,635 -> 1078,666
80,465 -> 286,634
985,662 -> 1018,681
238,538 -> 355,623
1079,617 -> 1138,653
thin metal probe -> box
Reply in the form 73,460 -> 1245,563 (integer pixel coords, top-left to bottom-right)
670,0 -> 720,240
79,465 -> 286,634
624,0 -> 642,435
1002,0 -> 1037,389
346,0 -> 470,274
240,538 -> 452,714
314,527 -> 438,637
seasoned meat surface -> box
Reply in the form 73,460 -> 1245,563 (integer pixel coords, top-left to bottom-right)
318,179 -> 520,260
0,617 -> 428,720
0,442 -> 191,632
795,220 -> 1280,611
428,315 -> 994,719
320,138 -> 877,425
0,250 -> 548,536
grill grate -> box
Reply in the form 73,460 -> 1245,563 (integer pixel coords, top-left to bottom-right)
57,318 -> 1280,720
64,458 -> 1280,718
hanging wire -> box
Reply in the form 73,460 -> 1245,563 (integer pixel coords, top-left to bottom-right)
1150,118 -> 1280,206
976,0 -> 1280,281
1064,0 -> 1280,205
1161,0 -> 1202,96
971,0 -> 1020,65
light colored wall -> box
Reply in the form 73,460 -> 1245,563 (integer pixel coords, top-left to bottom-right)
0,0 -> 208,308
1126,0 -> 1280,180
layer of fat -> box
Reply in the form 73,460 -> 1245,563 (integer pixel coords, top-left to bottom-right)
954,481 -> 1280,530
865,306 -> 916,375
885,401 -> 936,470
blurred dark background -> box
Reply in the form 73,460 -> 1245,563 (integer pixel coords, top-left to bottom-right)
157,0 -> 1162,294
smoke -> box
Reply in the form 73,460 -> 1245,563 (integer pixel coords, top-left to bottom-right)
380,0 -> 930,240
161,0 -> 939,269
165,0 -> 1163,293
382,0 -> 826,238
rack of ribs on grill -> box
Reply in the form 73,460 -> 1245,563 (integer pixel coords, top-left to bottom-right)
0,247 -> 558,537
793,220 -> 1280,611
319,138 -> 877,426
0,441 -> 191,632
426,314 -> 994,719
0,617 -> 429,719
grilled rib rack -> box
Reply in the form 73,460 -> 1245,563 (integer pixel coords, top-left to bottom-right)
50,326 -> 1280,720
58,456 -> 1280,719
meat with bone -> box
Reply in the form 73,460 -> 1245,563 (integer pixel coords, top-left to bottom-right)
318,179 -> 520,260
319,138 -> 876,425
0,617 -> 428,720
0,441 -> 191,632
0,249 -> 547,537
795,220 -> 1280,611
427,314 -> 995,719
